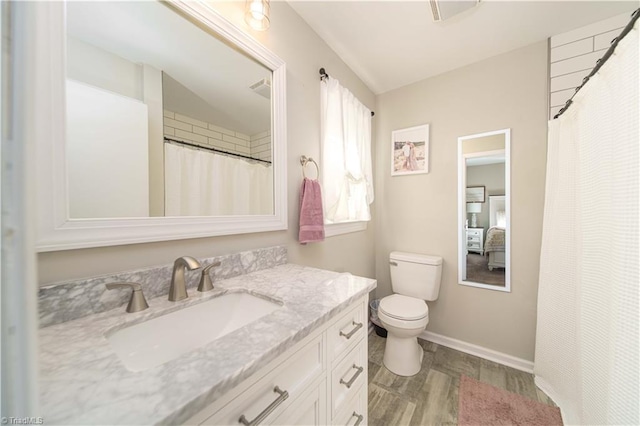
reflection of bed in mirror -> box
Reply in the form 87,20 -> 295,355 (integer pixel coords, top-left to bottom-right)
485,195 -> 506,271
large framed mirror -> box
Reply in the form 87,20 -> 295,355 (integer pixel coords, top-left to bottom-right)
457,129 -> 511,292
35,1 -> 287,251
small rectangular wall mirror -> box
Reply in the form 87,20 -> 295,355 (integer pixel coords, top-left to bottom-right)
35,1 -> 287,251
457,129 -> 511,292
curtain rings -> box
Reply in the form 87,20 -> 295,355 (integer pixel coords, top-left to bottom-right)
300,155 -> 319,179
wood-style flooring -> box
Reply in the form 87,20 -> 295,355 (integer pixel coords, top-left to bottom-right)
367,332 -> 555,426
466,253 -> 505,287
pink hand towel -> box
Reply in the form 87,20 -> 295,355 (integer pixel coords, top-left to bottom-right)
299,178 -> 325,244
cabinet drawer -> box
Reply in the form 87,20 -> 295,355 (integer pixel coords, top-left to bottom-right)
272,379 -> 327,426
328,301 -> 366,362
467,229 -> 481,236
331,342 -> 367,418
201,335 -> 325,425
332,384 -> 367,426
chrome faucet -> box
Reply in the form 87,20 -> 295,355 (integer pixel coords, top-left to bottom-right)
169,256 -> 201,301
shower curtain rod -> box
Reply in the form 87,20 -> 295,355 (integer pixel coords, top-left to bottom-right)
554,8 -> 639,119
319,67 -> 375,117
164,137 -> 272,165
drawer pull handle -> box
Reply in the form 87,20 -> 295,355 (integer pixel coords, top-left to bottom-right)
340,364 -> 364,389
238,386 -> 289,426
339,321 -> 363,339
350,412 -> 364,426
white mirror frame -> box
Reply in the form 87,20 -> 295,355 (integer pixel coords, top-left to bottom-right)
34,1 -> 287,252
457,129 -> 511,292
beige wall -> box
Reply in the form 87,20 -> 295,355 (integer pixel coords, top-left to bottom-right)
462,133 -> 505,154
143,64 -> 165,218
374,41 -> 548,361
67,36 -> 142,100
37,1 -> 376,284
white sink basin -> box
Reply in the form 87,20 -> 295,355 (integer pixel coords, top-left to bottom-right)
107,292 -> 280,372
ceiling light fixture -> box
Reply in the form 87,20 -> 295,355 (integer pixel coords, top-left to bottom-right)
244,0 -> 270,31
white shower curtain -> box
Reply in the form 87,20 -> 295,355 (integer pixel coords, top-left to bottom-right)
534,22 -> 638,425
164,143 -> 273,216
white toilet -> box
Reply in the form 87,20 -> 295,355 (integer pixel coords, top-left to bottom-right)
378,251 -> 443,376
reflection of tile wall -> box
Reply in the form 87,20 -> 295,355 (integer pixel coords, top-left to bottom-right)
250,129 -> 272,162
549,13 -> 630,119
163,109 -> 271,161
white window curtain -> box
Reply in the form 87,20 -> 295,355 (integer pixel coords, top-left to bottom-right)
320,77 -> 373,223
164,143 -> 273,216
534,21 -> 638,425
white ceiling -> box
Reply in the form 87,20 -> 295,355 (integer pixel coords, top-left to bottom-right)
289,0 -> 638,94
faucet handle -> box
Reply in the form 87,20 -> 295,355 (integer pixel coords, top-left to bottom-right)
198,261 -> 221,292
202,261 -> 221,273
106,282 -> 149,313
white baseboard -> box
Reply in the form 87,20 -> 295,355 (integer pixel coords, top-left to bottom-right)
420,330 -> 534,373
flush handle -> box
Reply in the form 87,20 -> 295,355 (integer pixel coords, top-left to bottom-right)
340,364 -> 364,389
238,386 -> 289,426
389,261 -> 398,266
339,321 -> 363,339
350,412 -> 364,426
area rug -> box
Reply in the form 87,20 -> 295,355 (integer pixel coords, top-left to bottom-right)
458,375 -> 563,426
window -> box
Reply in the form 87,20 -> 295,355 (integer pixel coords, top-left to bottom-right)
320,77 -> 374,230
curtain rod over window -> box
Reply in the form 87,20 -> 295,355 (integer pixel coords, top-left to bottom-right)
319,68 -> 375,117
554,8 -> 639,120
164,137 -> 272,165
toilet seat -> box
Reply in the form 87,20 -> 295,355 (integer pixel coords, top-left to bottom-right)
379,294 -> 428,321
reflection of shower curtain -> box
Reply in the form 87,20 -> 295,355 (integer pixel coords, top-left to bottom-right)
164,143 -> 273,216
534,22 -> 638,425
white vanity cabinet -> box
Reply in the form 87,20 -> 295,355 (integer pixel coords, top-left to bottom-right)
185,296 -> 369,426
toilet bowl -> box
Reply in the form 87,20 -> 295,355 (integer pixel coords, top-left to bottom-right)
380,252 -> 442,377
378,294 -> 429,376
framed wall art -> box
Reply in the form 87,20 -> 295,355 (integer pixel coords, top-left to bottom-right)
391,124 -> 429,176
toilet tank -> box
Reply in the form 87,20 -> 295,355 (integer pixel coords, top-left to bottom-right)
389,252 -> 443,301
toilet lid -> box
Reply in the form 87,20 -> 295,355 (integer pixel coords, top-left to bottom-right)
379,294 -> 428,321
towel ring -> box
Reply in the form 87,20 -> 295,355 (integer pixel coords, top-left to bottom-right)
300,155 -> 319,179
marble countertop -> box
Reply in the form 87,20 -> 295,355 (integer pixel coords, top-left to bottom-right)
39,264 -> 376,425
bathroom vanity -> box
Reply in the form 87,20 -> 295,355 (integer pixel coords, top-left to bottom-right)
186,294 -> 369,426
38,251 -> 376,425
